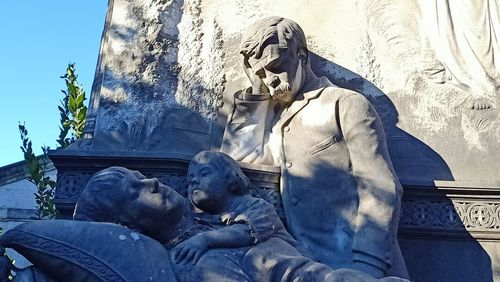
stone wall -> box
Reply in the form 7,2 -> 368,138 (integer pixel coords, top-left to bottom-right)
85,0 -> 500,185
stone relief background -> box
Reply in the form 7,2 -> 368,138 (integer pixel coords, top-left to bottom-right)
88,0 -> 499,184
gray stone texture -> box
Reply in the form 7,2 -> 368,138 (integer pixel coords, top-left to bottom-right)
86,0 -> 500,184
90,0 -> 225,154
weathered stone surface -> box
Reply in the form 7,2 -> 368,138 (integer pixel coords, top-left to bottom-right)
85,0 -> 500,183
2,165 -> 384,282
90,0 -> 223,154
1,220 -> 176,281
220,16 -> 407,279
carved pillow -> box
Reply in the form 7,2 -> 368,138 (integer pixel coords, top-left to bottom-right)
0,220 -> 175,282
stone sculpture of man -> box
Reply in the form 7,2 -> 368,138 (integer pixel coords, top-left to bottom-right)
221,16 -> 408,279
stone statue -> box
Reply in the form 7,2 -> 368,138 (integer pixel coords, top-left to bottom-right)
221,16 -> 408,279
74,161 -> 373,281
2,159 -> 409,281
419,0 -> 500,110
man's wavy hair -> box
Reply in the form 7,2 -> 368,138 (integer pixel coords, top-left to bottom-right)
73,167 -> 136,228
239,16 -> 308,61
189,151 -> 250,195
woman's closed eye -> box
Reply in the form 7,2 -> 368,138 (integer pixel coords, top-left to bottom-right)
199,167 -> 212,177
150,181 -> 159,193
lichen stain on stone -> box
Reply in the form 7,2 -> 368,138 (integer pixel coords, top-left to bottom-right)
101,85 -> 129,104
97,0 -> 183,133
130,232 -> 140,241
175,0 -> 226,120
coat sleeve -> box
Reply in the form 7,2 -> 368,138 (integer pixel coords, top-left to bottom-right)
339,93 -> 403,273
220,88 -> 276,165
229,198 -> 284,244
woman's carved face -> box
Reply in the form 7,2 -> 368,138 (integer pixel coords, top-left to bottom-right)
121,170 -> 186,236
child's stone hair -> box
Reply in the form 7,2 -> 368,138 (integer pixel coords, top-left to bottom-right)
190,151 -> 250,195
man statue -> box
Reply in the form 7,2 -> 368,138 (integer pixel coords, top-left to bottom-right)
221,16 -> 408,279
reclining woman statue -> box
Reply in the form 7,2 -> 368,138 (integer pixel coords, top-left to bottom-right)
1,151 -> 406,281
73,151 -> 406,281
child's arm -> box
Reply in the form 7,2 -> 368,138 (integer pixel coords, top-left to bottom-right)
172,224 -> 253,265
172,197 -> 284,265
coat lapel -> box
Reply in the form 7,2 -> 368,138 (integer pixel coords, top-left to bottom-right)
278,77 -> 332,127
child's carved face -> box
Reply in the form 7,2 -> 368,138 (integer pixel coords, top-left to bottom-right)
187,156 -> 230,214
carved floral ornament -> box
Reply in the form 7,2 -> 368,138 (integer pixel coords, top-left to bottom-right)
401,200 -> 500,231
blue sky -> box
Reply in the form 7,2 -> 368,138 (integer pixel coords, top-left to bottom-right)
0,1 -> 108,167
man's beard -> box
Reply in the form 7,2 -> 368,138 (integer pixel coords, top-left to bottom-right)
271,63 -> 303,102
272,83 -> 292,99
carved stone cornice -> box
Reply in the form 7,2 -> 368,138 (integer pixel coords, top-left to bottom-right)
399,181 -> 500,241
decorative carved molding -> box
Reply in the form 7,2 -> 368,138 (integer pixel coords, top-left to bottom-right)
398,182 -> 500,240
0,229 -> 126,281
401,200 -> 500,231
400,200 -> 464,230
57,172 -> 95,200
399,199 -> 500,239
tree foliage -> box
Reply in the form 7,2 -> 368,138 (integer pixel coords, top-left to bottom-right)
18,123 -> 57,219
56,63 -> 87,148
17,63 -> 87,219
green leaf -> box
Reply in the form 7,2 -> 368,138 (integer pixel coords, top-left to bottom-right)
75,93 -> 85,105
69,83 -> 77,95
28,160 -> 40,176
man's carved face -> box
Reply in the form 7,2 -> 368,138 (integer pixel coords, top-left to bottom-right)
247,44 -> 305,103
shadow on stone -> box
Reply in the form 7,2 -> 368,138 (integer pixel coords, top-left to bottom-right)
310,51 -> 454,183
307,52 -> 492,281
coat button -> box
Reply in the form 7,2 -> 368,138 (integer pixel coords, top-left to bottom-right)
284,126 -> 290,132
286,161 -> 292,168
291,197 -> 299,205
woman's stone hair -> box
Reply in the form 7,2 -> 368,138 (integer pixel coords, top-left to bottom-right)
73,166 -> 134,227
